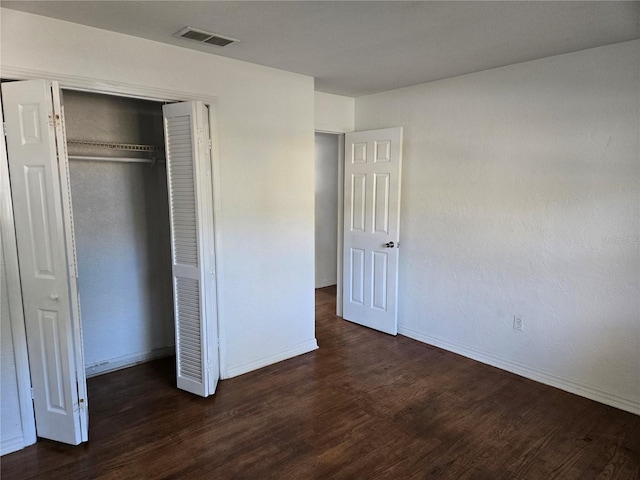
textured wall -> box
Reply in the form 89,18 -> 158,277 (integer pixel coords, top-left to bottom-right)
315,133 -> 339,287
356,40 -> 640,413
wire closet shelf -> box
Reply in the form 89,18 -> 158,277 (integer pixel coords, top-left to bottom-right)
67,140 -> 165,165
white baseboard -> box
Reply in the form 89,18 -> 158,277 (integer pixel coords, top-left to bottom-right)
1,433 -> 26,456
315,279 -> 337,289
398,326 -> 640,416
225,339 -> 319,379
85,346 -> 175,378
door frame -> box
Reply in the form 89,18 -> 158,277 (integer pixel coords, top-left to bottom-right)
1,67 -> 226,445
315,129 -> 345,317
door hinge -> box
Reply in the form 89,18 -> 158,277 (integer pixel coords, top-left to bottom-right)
2,122 -> 7,137
30,387 -> 34,399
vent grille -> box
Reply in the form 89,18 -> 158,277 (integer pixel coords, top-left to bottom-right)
175,27 -> 238,48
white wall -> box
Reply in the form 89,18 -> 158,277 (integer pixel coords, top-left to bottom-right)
0,8 -> 317,385
355,40 -> 640,414
315,133 -> 339,288
315,91 -> 354,133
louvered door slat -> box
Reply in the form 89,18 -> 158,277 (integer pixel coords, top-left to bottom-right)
175,277 -> 202,383
166,115 -> 199,267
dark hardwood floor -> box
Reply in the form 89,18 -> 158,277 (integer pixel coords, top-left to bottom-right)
2,286 -> 639,479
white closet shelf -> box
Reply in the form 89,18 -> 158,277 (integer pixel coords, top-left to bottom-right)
67,139 -> 164,153
67,140 -> 165,164
67,155 -> 163,164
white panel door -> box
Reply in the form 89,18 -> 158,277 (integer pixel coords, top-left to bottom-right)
343,128 -> 403,335
2,79 -> 87,444
163,101 -> 218,397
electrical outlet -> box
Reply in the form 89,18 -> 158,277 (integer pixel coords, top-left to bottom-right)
513,315 -> 524,332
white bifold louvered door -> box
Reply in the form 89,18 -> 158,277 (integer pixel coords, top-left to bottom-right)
163,101 -> 219,397
343,128 -> 403,335
2,79 -> 88,444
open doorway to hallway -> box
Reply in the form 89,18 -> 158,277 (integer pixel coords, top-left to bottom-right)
314,132 -> 340,291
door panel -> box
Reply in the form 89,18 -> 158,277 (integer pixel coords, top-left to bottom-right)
350,248 -> 365,305
343,127 -> 402,335
373,173 -> 390,234
2,79 -> 86,445
372,251 -> 388,311
351,173 -> 366,232
163,101 -> 218,397
24,166 -> 56,276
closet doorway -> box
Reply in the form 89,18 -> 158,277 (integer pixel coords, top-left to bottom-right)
64,90 -> 175,379
2,79 -> 219,446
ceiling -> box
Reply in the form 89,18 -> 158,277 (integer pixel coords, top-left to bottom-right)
3,1 -> 639,97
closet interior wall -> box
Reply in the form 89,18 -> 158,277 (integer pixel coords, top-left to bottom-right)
63,90 -> 174,376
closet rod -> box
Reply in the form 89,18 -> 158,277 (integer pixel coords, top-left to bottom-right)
68,155 -> 164,165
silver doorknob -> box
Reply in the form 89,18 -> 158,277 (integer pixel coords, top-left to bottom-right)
49,294 -> 59,301
384,241 -> 395,248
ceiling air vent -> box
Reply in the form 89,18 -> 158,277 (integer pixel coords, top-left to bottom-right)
175,27 -> 239,48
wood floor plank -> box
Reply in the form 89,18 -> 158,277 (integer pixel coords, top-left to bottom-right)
2,286 -> 638,479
